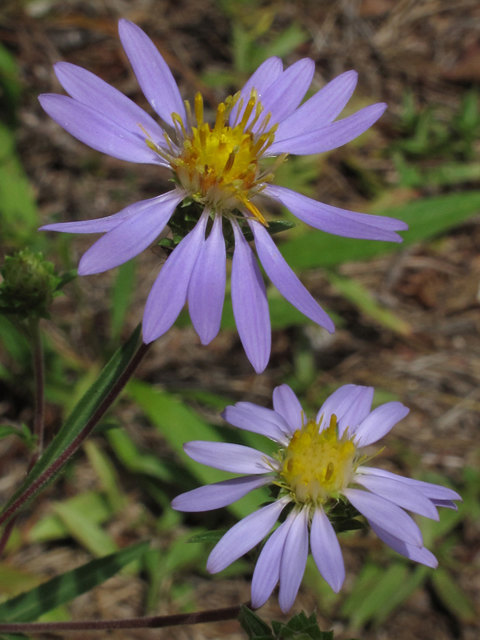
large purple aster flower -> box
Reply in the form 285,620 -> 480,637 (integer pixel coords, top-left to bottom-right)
172,384 -> 461,612
39,19 -> 407,372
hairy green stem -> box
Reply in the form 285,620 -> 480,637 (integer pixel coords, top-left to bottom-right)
0,341 -> 152,529
0,603 -> 249,633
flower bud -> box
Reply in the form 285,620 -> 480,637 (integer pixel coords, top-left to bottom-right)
0,250 -> 62,319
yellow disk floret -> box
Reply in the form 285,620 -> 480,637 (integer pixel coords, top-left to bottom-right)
148,91 -> 281,222
280,416 -> 356,505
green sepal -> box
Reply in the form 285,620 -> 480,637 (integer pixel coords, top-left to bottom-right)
238,606 -> 274,639
156,201 -> 296,256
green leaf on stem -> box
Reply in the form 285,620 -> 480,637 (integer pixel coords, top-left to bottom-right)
272,610 -> 329,639
53,501 -> 118,557
238,606 -> 273,639
0,542 -> 148,623
0,325 -> 142,525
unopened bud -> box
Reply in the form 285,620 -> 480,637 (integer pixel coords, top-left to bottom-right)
0,250 -> 62,319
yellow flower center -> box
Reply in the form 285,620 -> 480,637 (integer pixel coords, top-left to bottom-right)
144,91 -> 283,224
280,415 -> 356,505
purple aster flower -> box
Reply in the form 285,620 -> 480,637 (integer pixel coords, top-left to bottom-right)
172,384 -> 461,612
39,19 -> 408,372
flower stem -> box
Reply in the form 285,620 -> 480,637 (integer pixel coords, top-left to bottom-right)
0,517 -> 16,557
0,340 -> 151,529
0,603 -> 249,633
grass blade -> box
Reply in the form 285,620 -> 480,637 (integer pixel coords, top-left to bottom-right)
0,542 -> 148,623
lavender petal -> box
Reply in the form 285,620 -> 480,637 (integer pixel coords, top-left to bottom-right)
231,220 -> 271,373
278,508 -> 309,613
118,19 -> 186,126
344,488 -> 423,548
252,221 -> 335,332
222,403 -> 290,444
272,384 -> 304,433
265,185 -> 407,242
54,61 -> 168,157
274,70 -> 358,142
171,475 -> 271,512
251,516 -> 294,609
354,474 -> 439,520
316,384 -> 373,431
229,57 -> 283,126
188,214 -> 226,345
78,190 -> 183,274
207,498 -> 289,573
40,194 -> 176,234
258,59 -> 315,127
268,103 -> 387,155
142,214 -> 208,342
39,94 -> 162,164
357,467 -> 462,503
183,441 -> 276,475
354,402 -> 410,447
370,522 -> 438,568
310,507 -> 345,592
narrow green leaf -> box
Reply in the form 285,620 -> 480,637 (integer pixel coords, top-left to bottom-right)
325,271 -> 412,335
341,563 -> 385,617
53,501 -> 117,557
188,530 -> 226,544
0,325 -> 142,521
0,542 -> 148,623
84,440 -> 126,512
281,191 -> 480,269
28,491 -> 111,543
107,428 -> 174,483
347,564 -> 409,629
431,568 -> 477,622
0,123 -> 39,245
373,565 -> 429,626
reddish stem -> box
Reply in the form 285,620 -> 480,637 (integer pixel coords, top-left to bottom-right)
0,603 -> 250,633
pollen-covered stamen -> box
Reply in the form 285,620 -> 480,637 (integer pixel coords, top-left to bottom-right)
280,415 -> 357,505
156,88 -> 278,221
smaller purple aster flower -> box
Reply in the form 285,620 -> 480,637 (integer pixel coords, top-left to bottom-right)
39,19 -> 408,372
172,384 -> 461,613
